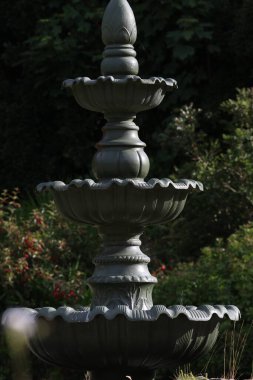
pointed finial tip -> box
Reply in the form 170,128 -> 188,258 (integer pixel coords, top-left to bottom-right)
100,0 -> 139,76
102,0 -> 137,45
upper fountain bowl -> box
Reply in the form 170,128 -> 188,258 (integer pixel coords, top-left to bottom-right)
63,76 -> 177,115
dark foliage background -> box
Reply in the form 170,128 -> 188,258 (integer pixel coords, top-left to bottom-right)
1,0 -> 253,379
1,0 -> 253,188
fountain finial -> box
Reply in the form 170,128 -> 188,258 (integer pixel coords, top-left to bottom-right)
101,0 -> 139,76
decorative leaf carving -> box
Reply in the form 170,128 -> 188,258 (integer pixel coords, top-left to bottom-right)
117,26 -> 131,44
90,283 -> 153,310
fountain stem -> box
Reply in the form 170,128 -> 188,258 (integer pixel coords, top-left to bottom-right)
88,224 -> 156,310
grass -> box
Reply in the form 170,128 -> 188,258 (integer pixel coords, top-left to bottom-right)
223,322 -> 252,379
175,322 -> 253,380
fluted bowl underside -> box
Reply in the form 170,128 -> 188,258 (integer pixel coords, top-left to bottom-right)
2,305 -> 239,371
63,76 -> 177,114
37,178 -> 203,226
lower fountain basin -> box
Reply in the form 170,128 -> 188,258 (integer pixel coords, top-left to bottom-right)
3,305 -> 239,372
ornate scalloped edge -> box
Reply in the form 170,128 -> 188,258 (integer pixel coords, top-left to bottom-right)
63,76 -> 177,90
3,305 -> 240,325
37,178 -> 203,192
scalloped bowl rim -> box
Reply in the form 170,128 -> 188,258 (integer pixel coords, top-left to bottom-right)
63,75 -> 178,89
2,305 -> 240,326
37,178 -> 203,192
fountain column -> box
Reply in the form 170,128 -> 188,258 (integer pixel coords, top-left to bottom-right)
86,0 -> 155,310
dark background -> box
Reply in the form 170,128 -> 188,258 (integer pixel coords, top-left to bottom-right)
1,0 -> 253,189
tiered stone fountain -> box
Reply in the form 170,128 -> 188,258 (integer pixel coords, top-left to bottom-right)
3,0 -> 239,379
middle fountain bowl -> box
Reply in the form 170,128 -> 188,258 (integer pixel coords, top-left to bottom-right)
37,178 -> 203,226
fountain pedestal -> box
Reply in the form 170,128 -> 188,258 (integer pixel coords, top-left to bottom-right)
2,0 -> 240,378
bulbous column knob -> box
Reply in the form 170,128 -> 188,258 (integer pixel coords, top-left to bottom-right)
92,118 -> 150,180
92,148 -> 149,180
101,0 -> 139,76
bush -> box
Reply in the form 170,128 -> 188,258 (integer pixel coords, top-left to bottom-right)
0,189 -> 96,309
0,188 -> 100,378
154,223 -> 253,317
148,88 -> 253,262
154,222 -> 253,377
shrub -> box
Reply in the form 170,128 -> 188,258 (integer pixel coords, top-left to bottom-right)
148,88 -> 253,262
0,189 -> 99,378
154,222 -> 253,377
0,188 -> 96,309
